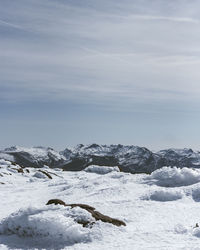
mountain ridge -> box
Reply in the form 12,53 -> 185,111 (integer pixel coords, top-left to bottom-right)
1,144 -> 200,174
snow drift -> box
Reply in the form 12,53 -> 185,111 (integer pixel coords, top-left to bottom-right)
144,189 -> 183,202
84,165 -> 120,175
0,205 -> 95,246
146,167 -> 200,187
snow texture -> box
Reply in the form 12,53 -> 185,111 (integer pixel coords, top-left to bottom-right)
33,171 -> 49,179
0,206 -> 93,245
1,159 -> 200,249
84,165 -> 120,174
146,166 -> 200,187
144,190 -> 183,202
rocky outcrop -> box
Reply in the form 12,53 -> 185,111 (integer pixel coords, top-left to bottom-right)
46,199 -> 126,227
38,170 -> 52,179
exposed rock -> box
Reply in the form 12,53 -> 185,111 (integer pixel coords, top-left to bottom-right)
69,203 -> 95,211
10,167 -> 24,173
17,167 -> 24,173
46,199 -> 66,206
38,170 -> 52,179
46,199 -> 126,227
89,210 -> 126,226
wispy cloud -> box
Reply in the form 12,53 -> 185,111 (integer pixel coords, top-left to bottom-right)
0,19 -> 24,30
125,15 -> 199,23
1,0 -> 200,112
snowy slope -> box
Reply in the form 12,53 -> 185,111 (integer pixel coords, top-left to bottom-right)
1,159 -> 200,249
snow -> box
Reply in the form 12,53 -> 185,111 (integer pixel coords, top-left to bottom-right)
2,160 -> 200,249
33,171 -> 49,179
4,146 -> 65,161
0,159 -> 12,166
146,166 -> 200,187
3,144 -> 200,174
84,165 -> 120,174
143,190 -> 183,202
0,206 -> 93,245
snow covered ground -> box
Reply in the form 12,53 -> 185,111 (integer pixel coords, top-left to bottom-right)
1,160 -> 200,249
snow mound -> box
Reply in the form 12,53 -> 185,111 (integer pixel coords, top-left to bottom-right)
33,171 -> 49,179
0,206 -> 95,246
0,159 -> 11,167
146,167 -> 200,187
144,190 -> 183,202
174,224 -> 188,234
174,224 -> 200,239
191,188 -> 200,202
193,227 -> 200,237
84,165 -> 120,175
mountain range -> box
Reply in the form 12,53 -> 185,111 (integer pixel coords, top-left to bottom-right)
1,144 -> 200,174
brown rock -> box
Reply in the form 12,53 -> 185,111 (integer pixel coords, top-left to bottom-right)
46,199 -> 66,206
38,170 -> 52,179
17,168 -> 24,173
46,199 -> 126,227
10,167 -> 24,173
69,203 -> 95,211
89,210 -> 126,226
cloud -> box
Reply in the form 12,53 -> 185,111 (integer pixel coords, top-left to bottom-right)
1,0 -> 200,112
123,14 -> 199,23
0,19 -> 24,30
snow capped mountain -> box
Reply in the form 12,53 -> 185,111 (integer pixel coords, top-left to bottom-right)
60,144 -> 161,173
1,144 -> 200,173
157,148 -> 200,169
60,144 -> 200,173
1,146 -> 66,168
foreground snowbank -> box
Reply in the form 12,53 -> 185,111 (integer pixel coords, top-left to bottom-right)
0,205 -> 96,246
2,157 -> 200,249
146,167 -> 200,187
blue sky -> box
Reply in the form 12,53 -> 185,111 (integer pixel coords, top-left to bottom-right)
1,0 -> 200,150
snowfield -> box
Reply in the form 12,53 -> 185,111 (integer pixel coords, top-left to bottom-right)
1,160 -> 200,249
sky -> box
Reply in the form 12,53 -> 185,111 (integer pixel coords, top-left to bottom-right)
1,0 -> 200,151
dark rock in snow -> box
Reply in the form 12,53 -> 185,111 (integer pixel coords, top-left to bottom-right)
38,170 -> 52,179
46,199 -> 126,227
46,199 -> 66,206
10,167 -> 24,173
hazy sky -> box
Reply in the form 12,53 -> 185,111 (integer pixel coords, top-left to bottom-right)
1,0 -> 200,150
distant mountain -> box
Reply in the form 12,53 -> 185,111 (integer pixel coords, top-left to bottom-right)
1,144 -> 200,174
1,146 -> 66,168
157,148 -> 200,169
